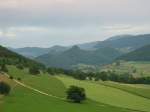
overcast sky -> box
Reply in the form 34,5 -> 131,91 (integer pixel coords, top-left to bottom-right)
0,0 -> 150,48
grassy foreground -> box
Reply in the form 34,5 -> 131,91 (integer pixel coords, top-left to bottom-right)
1,85 -> 134,112
0,69 -> 135,112
0,66 -> 150,112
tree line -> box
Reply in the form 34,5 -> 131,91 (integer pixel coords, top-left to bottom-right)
1,63 -> 150,85
46,67 -> 150,84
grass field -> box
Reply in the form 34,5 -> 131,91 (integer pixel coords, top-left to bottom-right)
7,66 -> 66,97
0,70 -> 136,112
97,81 -> 150,99
1,84 -> 134,112
0,65 -> 150,112
57,75 -> 150,112
102,61 -> 150,77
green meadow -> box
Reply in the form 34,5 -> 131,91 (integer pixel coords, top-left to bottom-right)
7,66 -> 66,97
57,75 -> 150,112
0,66 -> 150,112
97,81 -> 150,99
1,84 -> 134,112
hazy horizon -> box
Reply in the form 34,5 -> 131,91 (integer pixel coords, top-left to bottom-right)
0,0 -> 150,48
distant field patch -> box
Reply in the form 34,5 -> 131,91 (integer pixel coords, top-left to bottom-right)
102,61 -> 150,77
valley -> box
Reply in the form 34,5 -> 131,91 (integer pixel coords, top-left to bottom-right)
1,34 -> 150,112
1,1 -> 150,111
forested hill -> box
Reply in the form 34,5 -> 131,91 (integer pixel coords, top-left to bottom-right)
118,44 -> 150,61
0,45 -> 44,69
95,34 -> 150,51
36,46 -> 123,69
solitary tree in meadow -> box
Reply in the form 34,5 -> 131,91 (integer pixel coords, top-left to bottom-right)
66,85 -> 86,103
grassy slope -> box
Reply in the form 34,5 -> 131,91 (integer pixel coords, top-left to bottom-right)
2,84 -> 133,112
97,81 -> 150,99
7,66 -> 66,98
118,44 -> 150,61
56,75 -> 150,112
102,61 -> 150,77
0,72 -> 133,112
0,74 -> 17,112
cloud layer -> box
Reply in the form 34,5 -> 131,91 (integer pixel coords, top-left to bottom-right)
0,0 -> 150,47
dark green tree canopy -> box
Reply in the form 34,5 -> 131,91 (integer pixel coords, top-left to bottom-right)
66,85 -> 86,103
29,66 -> 40,75
0,81 -> 11,95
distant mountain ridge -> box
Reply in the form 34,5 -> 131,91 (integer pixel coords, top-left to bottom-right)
8,33 -> 150,69
36,46 -> 123,69
77,41 -> 101,50
11,45 -> 68,58
95,34 -> 150,51
106,35 -> 134,41
10,34 -> 150,59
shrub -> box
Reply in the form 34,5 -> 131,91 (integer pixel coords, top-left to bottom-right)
0,64 -> 8,73
29,66 -> 40,75
0,81 -> 11,95
16,64 -> 24,70
47,68 -> 56,75
99,71 -> 108,81
9,76 -> 14,80
17,77 -> 21,81
66,85 -> 86,103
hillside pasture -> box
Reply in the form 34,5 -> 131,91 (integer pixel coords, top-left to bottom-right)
7,66 -> 66,98
56,75 -> 150,112
0,72 -> 135,112
97,81 -> 150,99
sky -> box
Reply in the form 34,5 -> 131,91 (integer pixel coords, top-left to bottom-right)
0,0 -> 150,48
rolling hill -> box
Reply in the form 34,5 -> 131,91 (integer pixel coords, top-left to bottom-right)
95,34 -> 150,52
11,45 -> 69,58
77,41 -> 100,50
118,45 -> 150,61
36,46 -> 123,69
0,45 -> 44,69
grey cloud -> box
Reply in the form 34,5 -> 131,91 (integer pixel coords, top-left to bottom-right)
0,0 -> 150,47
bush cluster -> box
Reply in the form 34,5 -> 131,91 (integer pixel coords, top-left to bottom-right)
0,81 -> 11,95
